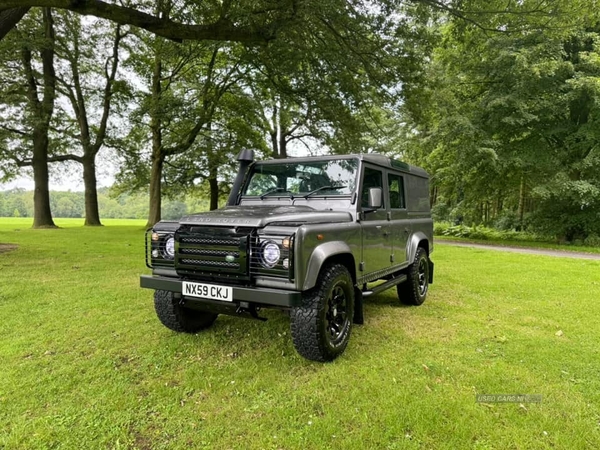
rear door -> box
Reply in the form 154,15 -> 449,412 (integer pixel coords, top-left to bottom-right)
387,172 -> 409,266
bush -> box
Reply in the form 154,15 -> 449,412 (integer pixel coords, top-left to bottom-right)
584,234 -> 600,247
434,222 -> 543,242
431,203 -> 451,222
493,211 -> 520,231
527,196 -> 600,242
433,221 -> 451,235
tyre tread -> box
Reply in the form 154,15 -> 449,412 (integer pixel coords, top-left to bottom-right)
397,247 -> 429,306
290,264 -> 354,362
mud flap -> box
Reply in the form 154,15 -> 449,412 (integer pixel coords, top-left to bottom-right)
428,260 -> 434,284
353,287 -> 364,324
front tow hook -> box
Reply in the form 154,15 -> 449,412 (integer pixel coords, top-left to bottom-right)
236,302 -> 267,321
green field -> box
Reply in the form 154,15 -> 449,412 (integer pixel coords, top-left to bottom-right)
1,218 -> 599,449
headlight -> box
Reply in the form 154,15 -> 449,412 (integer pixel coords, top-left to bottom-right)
260,240 -> 280,268
162,236 -> 175,260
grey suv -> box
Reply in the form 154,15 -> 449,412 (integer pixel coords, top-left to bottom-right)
141,151 -> 434,361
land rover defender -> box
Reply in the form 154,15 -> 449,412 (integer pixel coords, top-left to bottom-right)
141,151 -> 434,361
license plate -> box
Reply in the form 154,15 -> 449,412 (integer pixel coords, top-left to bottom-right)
182,281 -> 233,302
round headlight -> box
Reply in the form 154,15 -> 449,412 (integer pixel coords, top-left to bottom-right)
261,241 -> 280,268
162,236 -> 175,260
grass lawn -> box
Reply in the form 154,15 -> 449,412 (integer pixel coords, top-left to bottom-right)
1,218 -> 599,449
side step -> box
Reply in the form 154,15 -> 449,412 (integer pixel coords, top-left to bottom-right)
362,274 -> 407,298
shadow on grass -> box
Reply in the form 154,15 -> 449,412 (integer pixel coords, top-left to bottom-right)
364,290 -> 412,308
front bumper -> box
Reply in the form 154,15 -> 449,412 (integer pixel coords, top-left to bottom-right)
140,275 -> 302,308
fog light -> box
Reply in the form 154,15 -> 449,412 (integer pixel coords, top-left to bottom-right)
151,249 -> 159,258
282,258 -> 290,269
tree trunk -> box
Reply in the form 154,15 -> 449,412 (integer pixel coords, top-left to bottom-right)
146,48 -> 163,228
208,150 -> 219,211
517,175 -> 525,230
82,156 -> 102,226
429,185 -> 437,207
279,131 -> 288,158
31,131 -> 56,228
147,155 -> 163,227
0,7 -> 29,40
209,175 -> 219,211
270,131 -> 278,157
29,8 -> 57,229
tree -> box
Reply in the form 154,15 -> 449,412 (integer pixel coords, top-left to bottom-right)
0,8 -> 59,228
49,13 -> 126,225
401,2 -> 600,240
115,13 -> 244,225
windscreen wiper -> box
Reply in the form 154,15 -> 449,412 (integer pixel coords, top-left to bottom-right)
303,185 -> 347,199
260,187 -> 295,200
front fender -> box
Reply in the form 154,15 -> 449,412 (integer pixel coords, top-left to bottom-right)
302,241 -> 354,291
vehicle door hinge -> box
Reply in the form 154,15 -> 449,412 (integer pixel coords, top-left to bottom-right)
390,254 -> 395,263
359,262 -> 365,272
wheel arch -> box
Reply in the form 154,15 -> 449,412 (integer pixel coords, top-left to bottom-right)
302,243 -> 363,325
407,231 -> 430,263
302,241 -> 357,291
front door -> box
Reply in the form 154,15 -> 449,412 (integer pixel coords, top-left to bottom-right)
359,166 -> 391,276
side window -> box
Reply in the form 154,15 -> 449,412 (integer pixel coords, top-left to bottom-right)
388,174 -> 406,209
361,167 -> 384,208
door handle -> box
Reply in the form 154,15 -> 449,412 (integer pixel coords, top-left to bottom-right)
376,225 -> 382,229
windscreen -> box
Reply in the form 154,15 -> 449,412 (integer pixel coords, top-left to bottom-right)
244,159 -> 358,197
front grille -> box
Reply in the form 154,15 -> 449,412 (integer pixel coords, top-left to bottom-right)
175,225 -> 249,278
179,259 -> 240,269
179,248 -> 240,258
180,237 -> 240,246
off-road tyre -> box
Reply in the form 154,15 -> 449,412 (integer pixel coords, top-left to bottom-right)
397,247 -> 430,306
290,264 -> 354,362
154,290 -> 218,333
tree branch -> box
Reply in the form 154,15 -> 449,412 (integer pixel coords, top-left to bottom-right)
0,0 -> 276,43
47,153 -> 83,163
0,6 -> 29,39
0,124 -> 30,137
93,23 -> 122,154
21,45 -> 41,115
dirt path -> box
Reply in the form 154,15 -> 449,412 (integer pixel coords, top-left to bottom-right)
438,240 -> 600,260
0,243 -> 18,254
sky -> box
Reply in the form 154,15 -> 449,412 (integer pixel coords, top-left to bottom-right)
0,144 -> 321,192
0,159 -> 117,192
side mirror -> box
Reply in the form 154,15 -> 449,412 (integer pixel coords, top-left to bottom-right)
368,187 -> 383,209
